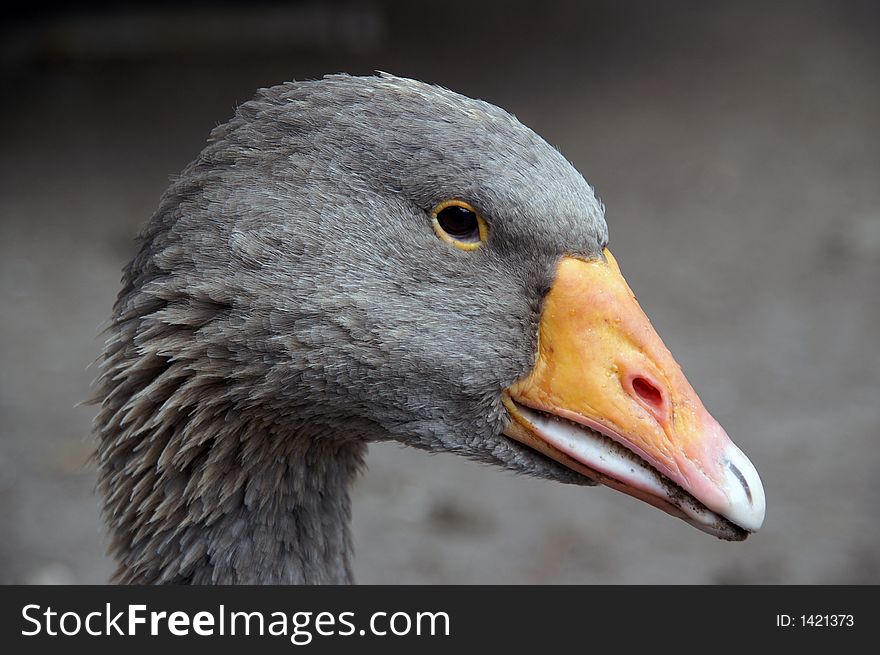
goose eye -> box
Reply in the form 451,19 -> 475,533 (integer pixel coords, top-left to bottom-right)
431,200 -> 489,250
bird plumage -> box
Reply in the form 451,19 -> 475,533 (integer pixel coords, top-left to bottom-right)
94,74 -> 608,583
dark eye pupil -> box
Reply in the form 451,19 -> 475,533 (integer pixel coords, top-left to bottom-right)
437,205 -> 479,239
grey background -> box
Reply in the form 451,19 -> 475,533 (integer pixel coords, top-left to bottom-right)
1,1 -> 878,584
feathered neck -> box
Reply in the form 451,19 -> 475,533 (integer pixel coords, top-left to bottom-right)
94,301 -> 366,583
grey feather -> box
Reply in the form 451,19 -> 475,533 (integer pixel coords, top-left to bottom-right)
93,73 -> 607,584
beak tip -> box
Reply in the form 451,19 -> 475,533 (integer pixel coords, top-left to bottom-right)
721,443 -> 766,533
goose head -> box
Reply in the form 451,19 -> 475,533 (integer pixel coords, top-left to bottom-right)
97,73 -> 764,583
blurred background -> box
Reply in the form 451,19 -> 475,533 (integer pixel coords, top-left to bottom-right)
1,0 -> 878,584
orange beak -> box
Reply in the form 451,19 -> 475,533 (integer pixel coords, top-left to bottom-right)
503,250 -> 765,539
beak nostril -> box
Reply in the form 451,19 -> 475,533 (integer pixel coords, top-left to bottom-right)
632,376 -> 664,410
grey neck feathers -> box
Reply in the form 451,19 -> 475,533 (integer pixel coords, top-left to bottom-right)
95,334 -> 366,583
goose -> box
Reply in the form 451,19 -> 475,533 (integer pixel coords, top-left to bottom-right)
93,73 -> 765,584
